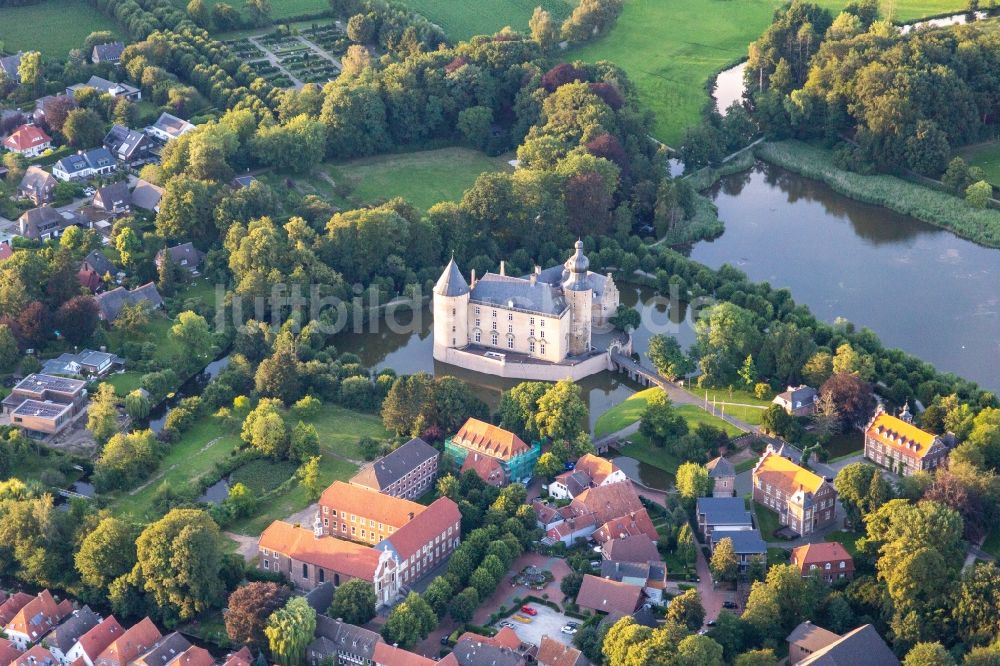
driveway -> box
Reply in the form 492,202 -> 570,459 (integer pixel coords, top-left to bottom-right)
500,604 -> 575,648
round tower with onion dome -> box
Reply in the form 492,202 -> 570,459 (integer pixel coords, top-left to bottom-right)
563,240 -> 593,356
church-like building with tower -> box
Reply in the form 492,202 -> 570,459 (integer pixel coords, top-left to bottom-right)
432,241 -> 620,380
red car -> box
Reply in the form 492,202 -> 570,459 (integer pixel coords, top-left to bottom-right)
520,606 -> 537,616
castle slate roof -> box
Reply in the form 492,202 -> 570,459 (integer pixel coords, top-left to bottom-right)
470,273 -> 566,316
434,257 -> 469,297
350,437 -> 439,492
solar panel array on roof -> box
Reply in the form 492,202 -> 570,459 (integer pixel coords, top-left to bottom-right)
16,373 -> 86,394
12,400 -> 72,418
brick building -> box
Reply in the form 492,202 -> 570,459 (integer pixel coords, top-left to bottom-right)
790,542 -> 855,582
864,405 -> 949,476
349,437 -> 439,499
752,445 -> 837,537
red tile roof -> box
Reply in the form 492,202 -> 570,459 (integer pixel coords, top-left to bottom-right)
319,481 -> 426,530
371,642 -> 436,666
791,543 -> 855,575
174,646 -> 213,666
0,594 -> 34,627
572,454 -> 619,485
5,590 -> 72,642
0,638 -> 22,666
571,481 -> 644,524
11,644 -> 56,666
95,618 -> 162,666
576,575 -> 643,615
536,637 -> 584,666
222,648 -> 251,666
460,452 -> 506,487
75,616 -> 124,662
3,125 -> 51,152
452,418 -> 529,460
259,521 -> 383,581
385,496 -> 460,560
0,244 -> 12,262
592,508 -> 658,544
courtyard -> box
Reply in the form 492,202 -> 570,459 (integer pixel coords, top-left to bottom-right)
498,603 -> 577,648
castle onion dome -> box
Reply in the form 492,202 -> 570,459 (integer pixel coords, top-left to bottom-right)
564,240 -> 591,291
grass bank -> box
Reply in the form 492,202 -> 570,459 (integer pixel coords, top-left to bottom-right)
0,0 -> 121,58
594,387 -> 744,438
960,142 -> 1000,187
398,0 -> 574,40
755,140 -> 1000,248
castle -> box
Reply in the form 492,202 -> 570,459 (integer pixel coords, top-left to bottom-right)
432,241 -> 619,380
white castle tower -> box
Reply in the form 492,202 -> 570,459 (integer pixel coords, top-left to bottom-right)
563,240 -> 593,355
432,256 -> 470,362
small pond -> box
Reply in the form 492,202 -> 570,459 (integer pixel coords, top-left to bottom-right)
198,478 -> 230,504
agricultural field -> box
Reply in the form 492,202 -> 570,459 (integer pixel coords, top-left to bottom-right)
319,147 -> 514,210
398,0 -> 575,40
567,0 -> 968,145
0,0 -> 121,59
960,142 -> 1000,186
171,0 -> 329,25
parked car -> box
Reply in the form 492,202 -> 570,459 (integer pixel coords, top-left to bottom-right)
707,620 -> 717,627
722,601 -> 738,609
440,636 -> 450,645
513,615 -> 532,623
498,621 -> 515,629
561,625 -> 577,635
520,605 -> 537,616
84,187 -> 96,196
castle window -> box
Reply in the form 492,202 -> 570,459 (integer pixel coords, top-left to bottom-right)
529,341 -> 535,353
492,321 -> 497,330
540,344 -> 545,354
452,325 -> 455,332
530,317 -> 535,325
508,324 -> 513,333
475,307 -> 480,314
507,338 -> 514,349
540,319 -> 545,326
491,333 -> 498,346
508,313 -> 513,321
452,308 -> 455,315
530,329 -> 534,337
475,331 -> 481,342
540,330 -> 545,339
492,310 -> 497,318
475,318 -> 480,327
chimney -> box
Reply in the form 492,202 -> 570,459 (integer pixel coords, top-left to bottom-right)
470,268 -> 477,287
408,512 -> 414,521
499,261 -> 505,276
534,265 -> 541,275
530,274 -> 537,287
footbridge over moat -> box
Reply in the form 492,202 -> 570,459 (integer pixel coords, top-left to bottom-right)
609,351 -> 669,389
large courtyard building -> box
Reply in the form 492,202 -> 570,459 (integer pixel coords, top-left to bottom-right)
444,418 -> 541,485
432,241 -> 619,380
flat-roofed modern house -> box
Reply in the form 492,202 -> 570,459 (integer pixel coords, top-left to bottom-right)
146,112 -> 195,142
349,436 -> 439,499
2,374 -> 88,435
42,350 -> 120,378
864,405 -> 950,476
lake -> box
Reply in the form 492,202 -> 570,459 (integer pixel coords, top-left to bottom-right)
693,162 -> 1000,393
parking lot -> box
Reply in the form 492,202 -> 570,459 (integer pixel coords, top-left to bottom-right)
499,604 -> 578,648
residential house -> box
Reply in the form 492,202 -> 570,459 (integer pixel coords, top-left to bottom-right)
147,113 -> 194,142
438,629 -> 533,666
131,633 -> 201,666
91,43 -> 125,65
863,405 -> 950,476
1,374 -> 89,435
17,206 -> 87,241
4,590 -> 73,649
231,174 -> 256,189
154,242 -> 204,275
787,622 -> 898,666
93,182 -> 131,216
576,575 -> 643,616
81,249 -> 116,281
94,283 -> 163,321
221,648 -> 252,666
42,350 -> 120,378
548,454 -> 627,500
34,95 -> 75,126
130,179 -> 163,212
306,616 -> 380,665
103,125 -> 151,165
3,125 -> 52,157
695,496 -> 753,545
717,530 -> 767,573
94,618 -> 162,666
752,445 -> 838,537
445,417 -> 541,485
790,543 -> 855,582
67,77 -> 141,102
0,52 -> 23,84
705,456 -> 736,497
600,560 -> 668,606
52,148 -> 117,181
372,642 -> 436,666
773,385 -> 819,416
17,166 -> 57,205
602,534 -> 660,564
64,616 -> 123,666
591,509 -> 658,546
349,437 -> 439,499
0,242 -> 11,262
536,637 -> 587,666
45,607 -> 101,665
0,638 -> 22,666
537,481 -> 647,546
11,644 -> 58,666
0,593 -> 35,627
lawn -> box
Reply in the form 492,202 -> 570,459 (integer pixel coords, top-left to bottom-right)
321,147 -> 513,211
0,0 -> 121,59
398,0 -> 575,40
825,529 -> 863,557
301,403 -> 388,461
99,371 -> 144,396
960,142 -> 1000,187
566,0 -> 967,145
825,430 -> 864,459
171,0 -> 329,25
617,432 -> 681,476
110,416 -> 241,520
230,459 -> 299,494
753,502 -> 782,540
594,388 -> 743,438
982,529 -> 1000,559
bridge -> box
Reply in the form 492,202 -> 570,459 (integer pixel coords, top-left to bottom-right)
56,488 -> 91,500
609,351 -> 670,389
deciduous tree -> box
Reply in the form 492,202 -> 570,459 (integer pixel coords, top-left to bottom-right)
266,597 -> 316,666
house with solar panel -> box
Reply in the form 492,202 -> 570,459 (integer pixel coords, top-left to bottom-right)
1,374 -> 89,436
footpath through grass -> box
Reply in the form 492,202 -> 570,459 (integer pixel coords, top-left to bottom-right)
756,140 -> 1000,248
0,0 -> 121,58
594,388 -> 744,438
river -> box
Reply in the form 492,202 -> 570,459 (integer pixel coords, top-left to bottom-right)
694,163 -> 1000,392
